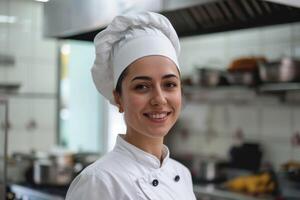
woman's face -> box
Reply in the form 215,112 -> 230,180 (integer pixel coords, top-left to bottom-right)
114,55 -> 182,139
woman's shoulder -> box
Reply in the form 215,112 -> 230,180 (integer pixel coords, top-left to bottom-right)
65,152 -> 133,200
168,158 -> 189,169
65,163 -> 114,200
71,152 -> 119,187
80,150 -> 125,177
168,158 -> 192,177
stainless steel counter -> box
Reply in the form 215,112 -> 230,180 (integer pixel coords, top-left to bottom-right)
9,184 -> 67,200
194,185 -> 271,200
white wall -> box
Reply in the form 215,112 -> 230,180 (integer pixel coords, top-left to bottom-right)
0,0 -> 58,155
170,23 -> 300,170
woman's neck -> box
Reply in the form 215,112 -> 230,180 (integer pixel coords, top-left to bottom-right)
124,132 -> 164,161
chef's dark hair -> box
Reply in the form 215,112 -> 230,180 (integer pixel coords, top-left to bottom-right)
115,67 -> 129,95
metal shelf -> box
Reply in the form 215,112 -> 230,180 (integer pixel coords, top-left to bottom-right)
0,83 -> 21,93
183,83 -> 300,104
183,85 -> 258,105
258,83 -> 300,92
0,92 -> 57,99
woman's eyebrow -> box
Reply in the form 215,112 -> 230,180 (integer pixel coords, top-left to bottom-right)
131,76 -> 152,82
162,74 -> 178,79
131,74 -> 178,82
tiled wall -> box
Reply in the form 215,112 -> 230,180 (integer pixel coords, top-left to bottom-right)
0,0 -> 58,155
179,23 -> 300,75
170,102 -> 300,170
170,23 -> 300,170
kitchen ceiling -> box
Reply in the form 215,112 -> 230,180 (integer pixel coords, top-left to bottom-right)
163,0 -> 300,37
44,0 -> 300,41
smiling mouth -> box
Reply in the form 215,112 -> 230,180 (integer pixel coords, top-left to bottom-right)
144,111 -> 172,120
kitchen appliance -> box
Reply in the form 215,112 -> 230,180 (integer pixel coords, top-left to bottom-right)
174,155 -> 228,184
44,0 -> 300,41
229,142 -> 263,172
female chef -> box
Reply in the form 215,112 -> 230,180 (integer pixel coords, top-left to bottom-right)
65,11 -> 196,200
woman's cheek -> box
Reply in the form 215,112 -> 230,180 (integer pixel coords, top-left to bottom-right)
171,92 -> 182,105
127,94 -> 146,108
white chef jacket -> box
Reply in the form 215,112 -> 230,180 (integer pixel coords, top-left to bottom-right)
65,135 -> 196,200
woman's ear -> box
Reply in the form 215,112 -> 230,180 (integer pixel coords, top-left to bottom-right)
113,90 -> 124,113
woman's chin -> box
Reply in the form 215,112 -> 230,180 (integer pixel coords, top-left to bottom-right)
142,128 -> 170,139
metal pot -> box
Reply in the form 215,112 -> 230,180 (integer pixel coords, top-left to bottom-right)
226,71 -> 256,86
33,153 -> 74,186
194,68 -> 228,87
198,68 -> 221,87
280,57 -> 300,82
259,57 -> 300,82
6,153 -> 33,183
199,159 -> 219,181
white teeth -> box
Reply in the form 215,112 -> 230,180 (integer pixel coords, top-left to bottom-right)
148,113 -> 167,119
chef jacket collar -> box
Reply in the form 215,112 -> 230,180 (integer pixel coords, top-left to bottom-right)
114,134 -> 170,169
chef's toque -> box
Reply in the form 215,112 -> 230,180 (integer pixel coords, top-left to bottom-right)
91,11 -> 180,105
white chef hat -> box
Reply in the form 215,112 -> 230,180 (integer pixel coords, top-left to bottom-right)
91,11 -> 180,105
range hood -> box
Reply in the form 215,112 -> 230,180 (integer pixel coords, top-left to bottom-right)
44,0 -> 300,41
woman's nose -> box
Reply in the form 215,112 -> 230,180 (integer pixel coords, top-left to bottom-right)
150,87 -> 167,106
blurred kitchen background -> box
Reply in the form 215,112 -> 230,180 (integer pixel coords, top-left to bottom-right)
1,0 -> 300,199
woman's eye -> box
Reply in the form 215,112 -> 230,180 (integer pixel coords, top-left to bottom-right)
134,84 -> 149,91
164,82 -> 177,88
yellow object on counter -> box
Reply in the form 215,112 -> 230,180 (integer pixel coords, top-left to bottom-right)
225,172 -> 275,195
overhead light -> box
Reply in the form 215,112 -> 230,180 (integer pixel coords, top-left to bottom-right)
61,44 -> 70,55
0,15 -> 16,24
